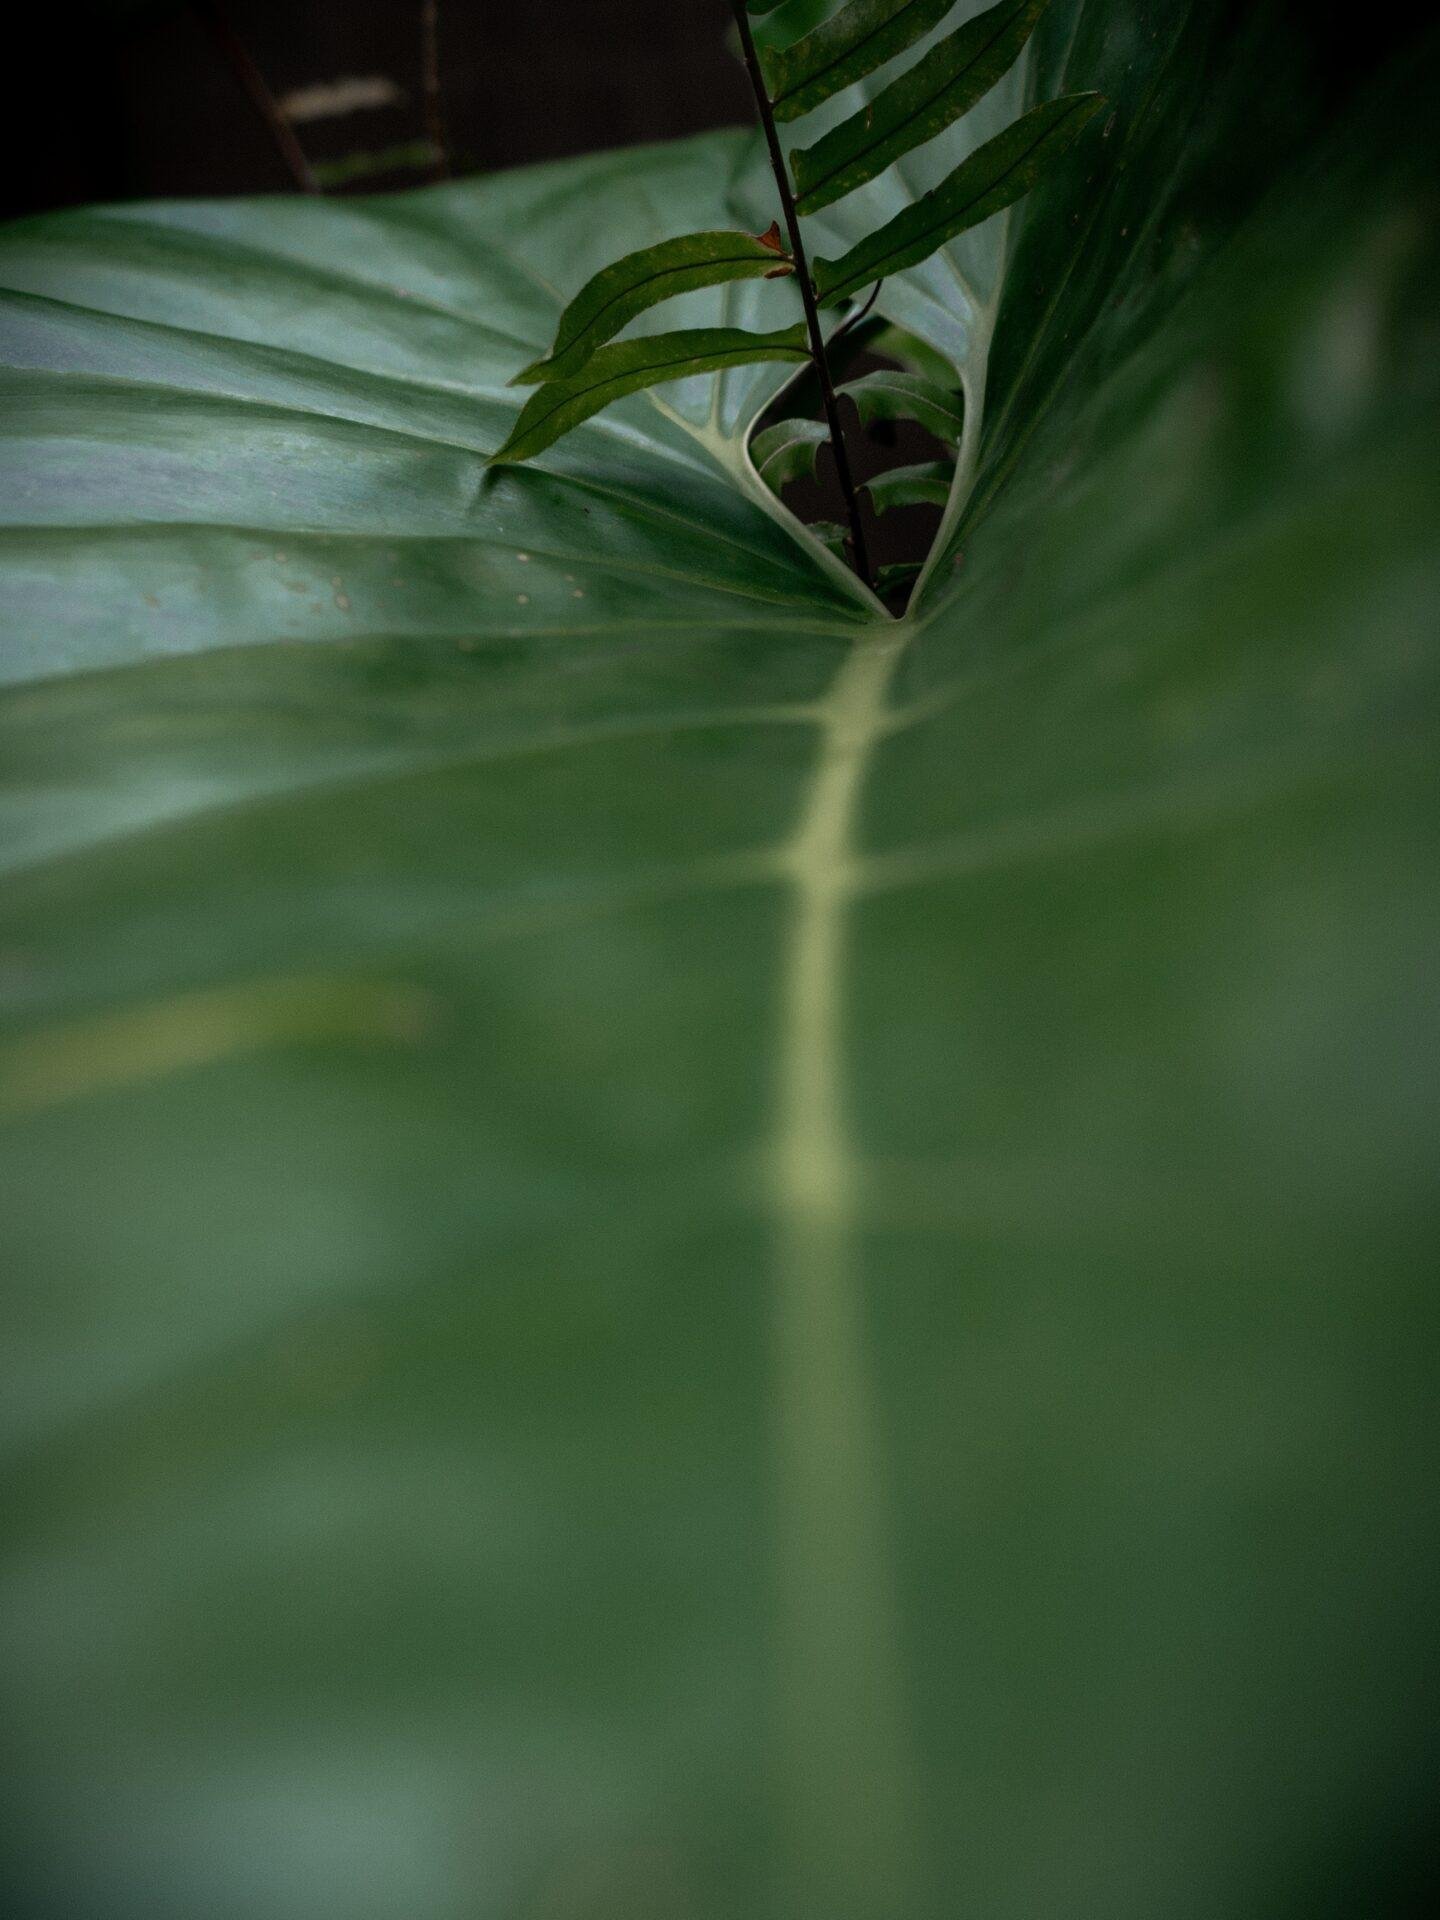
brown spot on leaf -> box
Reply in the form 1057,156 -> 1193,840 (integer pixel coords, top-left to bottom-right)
756,220 -> 786,255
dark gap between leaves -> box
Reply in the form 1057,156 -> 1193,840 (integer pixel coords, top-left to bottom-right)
750,339 -> 956,614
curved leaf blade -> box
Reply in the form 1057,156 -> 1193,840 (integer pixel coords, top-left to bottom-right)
763,0 -> 958,123
752,415 -> 831,488
512,230 -> 794,386
490,324 -> 810,464
815,90 -> 1105,303
792,0 -> 1052,213
863,457 -> 954,509
839,368 -> 964,443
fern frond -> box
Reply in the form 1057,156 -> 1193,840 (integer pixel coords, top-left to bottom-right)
763,0 -> 958,123
816,92 -> 1104,302
490,325 -> 809,465
513,230 -> 793,387
791,0 -> 1052,213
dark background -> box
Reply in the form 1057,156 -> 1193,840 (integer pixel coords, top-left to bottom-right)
7,1 -> 1394,222
12,2 -> 755,219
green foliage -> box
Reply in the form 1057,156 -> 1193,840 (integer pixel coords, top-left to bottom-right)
873,557 -> 923,591
814,90 -> 1104,300
791,0 -> 1053,211
866,320 -> 960,386
863,457 -> 955,509
807,516 -> 852,555
762,0 -> 959,122
511,230 -> 794,387
839,367 -> 965,441
751,414 -> 832,485
497,0 -> 1102,481
1,5 -> 1437,1917
489,323 -> 809,463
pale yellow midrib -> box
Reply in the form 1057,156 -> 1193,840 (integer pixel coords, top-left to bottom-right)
769,622 -> 917,1918
774,630 -> 902,1214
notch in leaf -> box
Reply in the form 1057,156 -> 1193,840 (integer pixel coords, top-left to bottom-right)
490,324 -> 810,465
512,230 -> 795,388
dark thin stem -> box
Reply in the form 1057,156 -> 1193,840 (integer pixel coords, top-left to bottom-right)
191,4 -> 319,195
730,3 -> 872,590
420,1 -> 451,181
831,277 -> 884,348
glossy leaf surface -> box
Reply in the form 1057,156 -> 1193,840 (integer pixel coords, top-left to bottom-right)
1,6 -> 1437,1919
763,0 -> 958,122
815,89 -> 1104,302
791,0 -> 1051,212
513,230 -> 794,387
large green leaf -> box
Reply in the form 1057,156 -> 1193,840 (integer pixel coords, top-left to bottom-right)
2,7 -> 1438,1920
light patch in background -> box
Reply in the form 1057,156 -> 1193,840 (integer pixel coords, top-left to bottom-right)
1288,207 -> 1425,440
280,75 -> 406,125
